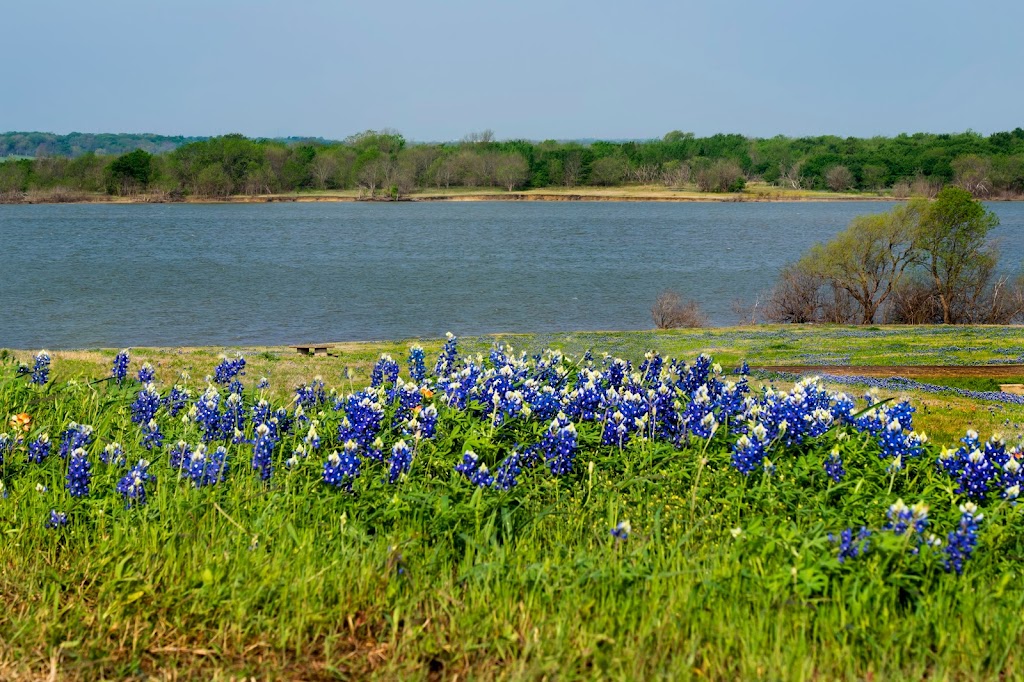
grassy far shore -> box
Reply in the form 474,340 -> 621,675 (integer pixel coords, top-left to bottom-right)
1,182 -> 950,205
3,326 -> 1024,680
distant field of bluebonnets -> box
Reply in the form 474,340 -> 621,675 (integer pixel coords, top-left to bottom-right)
1,332 -> 1023,679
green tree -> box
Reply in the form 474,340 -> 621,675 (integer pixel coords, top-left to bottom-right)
799,202 -> 923,323
105,149 -> 153,194
915,187 -> 1000,323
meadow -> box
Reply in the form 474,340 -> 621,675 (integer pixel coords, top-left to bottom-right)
1,326 -> 1023,680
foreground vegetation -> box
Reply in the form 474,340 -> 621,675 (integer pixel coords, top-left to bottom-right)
3,127 -> 1024,202
2,328 -> 1023,679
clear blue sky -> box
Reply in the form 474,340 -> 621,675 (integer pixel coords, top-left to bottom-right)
3,0 -> 1021,141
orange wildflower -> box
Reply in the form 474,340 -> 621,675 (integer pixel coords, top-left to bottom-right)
10,413 -> 31,432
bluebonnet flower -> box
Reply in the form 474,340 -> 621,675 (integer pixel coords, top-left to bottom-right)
130,383 -> 161,425
251,398 -> 272,427
883,499 -> 930,549
168,440 -> 193,470
492,451 -> 523,490
434,332 -> 459,377
295,377 -> 327,409
27,433 -> 51,464
101,441 -> 125,466
137,362 -> 155,383
0,434 -> 11,466
541,418 -> 578,476
164,384 -> 190,417
566,371 -> 603,422
30,351 -> 51,385
337,392 -> 384,448
1000,452 -> 1023,501
640,350 -> 663,385
141,419 -> 164,450
66,448 -> 91,497
454,450 -> 494,487
391,381 -> 423,427
196,389 -> 223,442
364,437 -> 385,464
683,385 -> 718,440
957,448 -> 998,501
944,502 -> 982,575
824,445 -> 845,483
219,393 -> 245,440
304,421 -> 321,451
213,355 -> 246,385
528,387 -> 562,423
829,527 -> 871,562
184,445 -> 228,487
257,377 -> 270,389
117,459 -> 154,507
45,509 -> 68,529
417,405 -> 438,440
112,349 -> 130,384
323,441 -> 361,491
602,357 -> 630,390
600,389 -> 649,447
440,364 -> 480,411
610,520 -> 631,541
408,345 -> 426,384
370,354 -> 400,388
386,440 -> 413,483
251,423 -> 276,480
731,426 -> 767,475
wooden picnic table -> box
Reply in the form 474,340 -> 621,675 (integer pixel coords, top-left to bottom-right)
290,344 -> 333,356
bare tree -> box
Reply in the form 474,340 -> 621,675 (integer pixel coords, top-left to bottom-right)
825,165 -> 855,191
778,161 -> 804,189
590,157 -> 627,186
494,152 -> 529,191
357,156 -> 388,196
454,151 -> 486,186
652,290 -> 707,328
310,151 -> 339,190
694,159 -> 744,192
428,155 -> 458,189
952,154 -> 993,197
764,264 -> 825,323
661,160 -> 691,188
628,163 -> 661,184
731,294 -> 762,325
886,278 -> 942,324
910,173 -> 941,198
562,151 -> 583,187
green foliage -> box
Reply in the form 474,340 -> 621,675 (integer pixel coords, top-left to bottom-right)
917,187 -> 1001,323
104,149 -> 153,194
0,344 -> 1023,678
6,127 -> 1024,198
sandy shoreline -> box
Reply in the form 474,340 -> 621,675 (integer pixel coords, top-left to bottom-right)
7,186 -> 1023,206
0,189 -> 917,206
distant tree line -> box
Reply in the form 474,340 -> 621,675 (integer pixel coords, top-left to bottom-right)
4,128 -> 1024,200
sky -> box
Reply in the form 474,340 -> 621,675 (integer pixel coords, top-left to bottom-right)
3,0 -> 1022,141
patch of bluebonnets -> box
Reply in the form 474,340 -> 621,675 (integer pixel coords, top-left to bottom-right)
12,334 -> 1024,576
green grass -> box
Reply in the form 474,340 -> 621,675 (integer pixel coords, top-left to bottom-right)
1,329 -> 1024,679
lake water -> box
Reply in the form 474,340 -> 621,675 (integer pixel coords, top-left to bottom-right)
1,201 -> 1022,349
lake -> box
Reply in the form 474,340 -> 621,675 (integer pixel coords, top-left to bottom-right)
1,201 -> 1022,349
